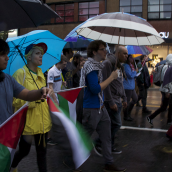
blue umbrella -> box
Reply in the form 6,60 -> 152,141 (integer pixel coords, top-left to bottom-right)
64,38 -> 91,50
155,60 -> 167,67
3,30 -> 66,75
64,17 -> 95,50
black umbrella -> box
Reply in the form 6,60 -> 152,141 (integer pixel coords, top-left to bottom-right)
163,66 -> 172,87
0,0 -> 60,31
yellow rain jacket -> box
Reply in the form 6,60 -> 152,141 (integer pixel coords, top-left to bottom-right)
13,65 -> 52,135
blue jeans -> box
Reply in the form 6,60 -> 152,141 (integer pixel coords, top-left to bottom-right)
95,102 -> 122,148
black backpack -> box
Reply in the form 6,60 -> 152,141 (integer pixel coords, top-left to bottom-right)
153,64 -> 165,86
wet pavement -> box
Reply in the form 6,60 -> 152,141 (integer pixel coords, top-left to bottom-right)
17,89 -> 172,172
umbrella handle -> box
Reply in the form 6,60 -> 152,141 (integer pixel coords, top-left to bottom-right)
106,43 -> 110,53
115,28 -> 121,68
134,60 -> 138,69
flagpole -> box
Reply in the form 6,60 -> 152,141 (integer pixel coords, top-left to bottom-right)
0,103 -> 28,128
54,86 -> 86,93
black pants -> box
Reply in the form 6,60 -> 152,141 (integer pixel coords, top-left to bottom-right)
11,133 -> 48,172
149,92 -> 172,122
137,85 -> 148,108
123,89 -> 138,117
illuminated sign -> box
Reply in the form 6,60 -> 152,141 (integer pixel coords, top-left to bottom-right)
159,32 -> 169,38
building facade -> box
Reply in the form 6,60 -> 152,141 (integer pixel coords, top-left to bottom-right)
19,0 -> 172,68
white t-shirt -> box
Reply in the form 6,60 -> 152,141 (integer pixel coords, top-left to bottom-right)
47,66 -> 62,102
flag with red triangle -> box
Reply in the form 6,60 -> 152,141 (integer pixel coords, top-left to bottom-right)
0,104 -> 28,172
47,97 -> 92,169
55,87 -> 84,123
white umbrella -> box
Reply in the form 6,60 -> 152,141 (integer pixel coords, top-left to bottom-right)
76,12 -> 164,46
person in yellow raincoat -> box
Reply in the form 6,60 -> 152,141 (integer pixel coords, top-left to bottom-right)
11,43 -> 52,172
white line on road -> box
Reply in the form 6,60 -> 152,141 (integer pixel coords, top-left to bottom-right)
147,96 -> 161,98
121,126 -> 167,132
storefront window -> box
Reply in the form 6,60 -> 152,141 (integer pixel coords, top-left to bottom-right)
55,3 -> 74,23
148,0 -> 172,19
79,2 -> 99,22
120,0 -> 142,17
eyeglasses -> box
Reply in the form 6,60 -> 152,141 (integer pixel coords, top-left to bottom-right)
98,48 -> 107,52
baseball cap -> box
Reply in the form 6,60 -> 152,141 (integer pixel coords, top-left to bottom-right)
25,43 -> 47,55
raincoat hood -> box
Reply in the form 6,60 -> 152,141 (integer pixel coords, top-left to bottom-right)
166,54 -> 172,65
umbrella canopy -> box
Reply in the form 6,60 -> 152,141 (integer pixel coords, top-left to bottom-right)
0,0 -> 60,31
64,38 -> 91,50
163,66 -> 172,87
126,45 -> 153,55
134,56 -> 152,62
3,30 -> 66,75
155,60 -> 167,67
132,54 -> 143,58
64,18 -> 93,50
76,12 -> 164,45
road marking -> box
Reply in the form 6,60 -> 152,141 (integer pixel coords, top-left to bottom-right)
121,126 -> 167,132
146,105 -> 160,107
147,96 -> 161,98
135,105 -> 160,107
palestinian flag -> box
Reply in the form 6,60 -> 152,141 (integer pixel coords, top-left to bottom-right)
0,104 -> 28,172
56,87 -> 83,123
47,97 -> 92,169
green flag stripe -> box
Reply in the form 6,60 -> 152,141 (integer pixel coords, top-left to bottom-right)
58,94 -> 70,118
53,97 -> 92,152
75,123 -> 93,152
0,143 -> 11,172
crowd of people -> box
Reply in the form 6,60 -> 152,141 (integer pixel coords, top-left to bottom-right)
0,37 -> 171,172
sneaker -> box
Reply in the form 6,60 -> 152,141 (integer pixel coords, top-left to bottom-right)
47,138 -> 58,145
104,163 -> 126,172
111,148 -> 122,154
94,145 -> 102,157
147,116 -> 153,126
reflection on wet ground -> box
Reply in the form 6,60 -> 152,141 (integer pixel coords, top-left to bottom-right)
18,89 -> 172,172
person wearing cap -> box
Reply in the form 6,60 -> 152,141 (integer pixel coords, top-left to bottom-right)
11,42 -> 52,172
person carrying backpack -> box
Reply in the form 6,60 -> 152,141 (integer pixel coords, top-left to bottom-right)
152,63 -> 165,87
147,54 -> 172,126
